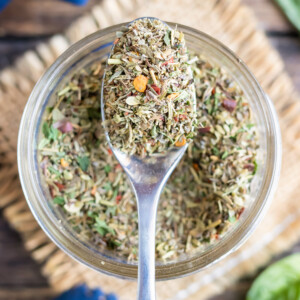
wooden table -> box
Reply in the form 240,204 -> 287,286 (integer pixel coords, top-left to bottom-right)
0,1 -> 299,299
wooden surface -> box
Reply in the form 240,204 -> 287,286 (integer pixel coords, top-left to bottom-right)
0,0 -> 300,299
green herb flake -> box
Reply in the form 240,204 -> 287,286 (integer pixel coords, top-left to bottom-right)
77,156 -> 90,172
104,165 -> 111,174
221,151 -> 229,159
163,30 -> 171,46
53,196 -> 65,205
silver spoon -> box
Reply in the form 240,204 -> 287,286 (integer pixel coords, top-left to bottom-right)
101,17 -> 195,300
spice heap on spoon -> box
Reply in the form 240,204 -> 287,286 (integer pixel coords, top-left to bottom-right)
101,18 -> 197,300
103,18 -> 197,157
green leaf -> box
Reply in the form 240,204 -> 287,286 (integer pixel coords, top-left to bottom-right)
221,151 -> 229,159
274,0 -> 300,32
53,196 -> 65,205
94,218 -> 115,236
87,108 -> 101,120
42,122 -> 50,138
104,165 -> 111,174
253,160 -> 258,175
42,122 -> 59,142
228,215 -> 236,223
38,138 -> 50,149
212,147 -> 220,156
48,166 -> 61,176
77,155 -> 90,172
103,182 -> 112,191
164,30 -> 171,46
247,254 -> 300,300
49,126 -> 59,141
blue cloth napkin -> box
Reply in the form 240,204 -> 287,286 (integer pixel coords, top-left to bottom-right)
0,0 -> 90,12
54,284 -> 117,300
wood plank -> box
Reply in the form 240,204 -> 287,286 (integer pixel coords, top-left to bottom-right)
269,35 -> 300,92
0,288 -> 53,300
242,0 -> 296,32
0,0 -> 99,36
209,241 -> 300,299
0,215 -> 49,288
0,37 -> 49,70
0,0 -> 296,36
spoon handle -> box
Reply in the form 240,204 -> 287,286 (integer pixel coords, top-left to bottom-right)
136,188 -> 160,300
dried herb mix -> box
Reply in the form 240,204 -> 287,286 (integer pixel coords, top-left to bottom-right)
103,18 -> 196,157
38,52 -> 258,262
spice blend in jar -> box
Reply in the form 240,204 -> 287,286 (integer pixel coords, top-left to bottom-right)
103,18 -> 196,157
38,51 -> 258,262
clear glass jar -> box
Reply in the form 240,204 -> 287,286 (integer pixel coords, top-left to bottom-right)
18,22 -> 281,280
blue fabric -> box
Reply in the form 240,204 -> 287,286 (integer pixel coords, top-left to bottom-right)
0,0 -> 11,11
0,0 -> 89,12
62,0 -> 90,5
54,284 -> 118,300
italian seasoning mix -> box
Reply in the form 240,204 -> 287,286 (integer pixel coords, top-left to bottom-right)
38,52 -> 258,262
103,18 -> 196,156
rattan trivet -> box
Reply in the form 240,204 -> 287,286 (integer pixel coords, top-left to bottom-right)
1,0 -> 300,299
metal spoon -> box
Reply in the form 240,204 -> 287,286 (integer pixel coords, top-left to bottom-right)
101,17 -> 195,300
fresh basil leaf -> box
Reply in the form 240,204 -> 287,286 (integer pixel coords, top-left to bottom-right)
77,155 -> 90,172
274,0 -> 300,32
247,254 -> 300,300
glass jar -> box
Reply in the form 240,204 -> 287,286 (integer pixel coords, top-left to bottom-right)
18,22 -> 281,280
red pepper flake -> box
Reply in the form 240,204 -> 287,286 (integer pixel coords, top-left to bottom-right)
151,84 -> 161,95
237,207 -> 245,219
211,87 -> 216,95
113,38 -> 119,45
159,115 -> 165,122
179,114 -> 188,120
54,182 -> 65,191
193,163 -> 199,171
116,194 -> 122,204
174,116 -> 179,122
244,163 -> 254,172
107,148 -> 113,155
115,164 -> 122,170
49,186 -> 55,197
162,56 -> 174,66
214,233 -> 219,240
198,126 -> 211,134
222,98 -> 237,112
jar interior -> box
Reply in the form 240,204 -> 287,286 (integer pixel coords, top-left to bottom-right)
22,23 -> 276,280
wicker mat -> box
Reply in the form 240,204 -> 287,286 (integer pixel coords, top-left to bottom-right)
1,0 -> 300,299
